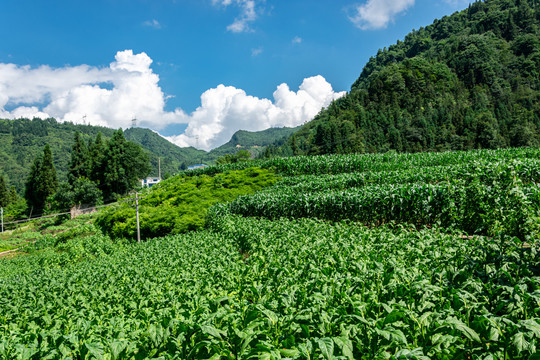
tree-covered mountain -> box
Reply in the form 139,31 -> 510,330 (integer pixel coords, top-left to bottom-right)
268,0 -> 540,156
208,126 -> 299,158
0,118 -> 203,193
0,118 -> 299,194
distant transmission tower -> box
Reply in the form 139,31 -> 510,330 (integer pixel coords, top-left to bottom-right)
195,135 -> 199,149
82,114 -> 87,125
132,117 -> 137,128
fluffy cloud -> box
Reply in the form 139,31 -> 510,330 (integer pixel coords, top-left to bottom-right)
166,75 -> 345,150
292,36 -> 303,44
0,51 -> 344,150
213,0 -> 258,33
350,0 -> 415,30
0,50 -> 185,129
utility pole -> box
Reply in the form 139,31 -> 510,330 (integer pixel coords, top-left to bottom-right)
1,207 -> 3,233
135,192 -> 141,243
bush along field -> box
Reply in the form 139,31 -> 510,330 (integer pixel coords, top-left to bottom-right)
0,148 -> 539,359
95,167 -> 278,239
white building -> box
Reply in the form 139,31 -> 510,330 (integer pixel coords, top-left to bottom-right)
141,177 -> 161,188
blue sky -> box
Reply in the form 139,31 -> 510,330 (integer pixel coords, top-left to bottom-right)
0,0 -> 470,149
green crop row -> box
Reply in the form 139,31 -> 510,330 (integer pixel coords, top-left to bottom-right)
1,214 -> 538,359
276,158 -> 540,192
228,180 -> 540,240
187,147 -> 540,177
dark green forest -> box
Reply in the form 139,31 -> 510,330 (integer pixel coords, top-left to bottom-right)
0,118 -> 209,194
266,0 -> 540,156
0,118 -> 297,195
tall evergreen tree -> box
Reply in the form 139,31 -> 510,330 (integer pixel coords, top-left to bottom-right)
8,186 -> 17,205
68,132 -> 89,185
24,145 -> 58,214
39,144 -> 58,204
24,154 -> 43,214
89,132 -> 105,185
0,175 -> 9,208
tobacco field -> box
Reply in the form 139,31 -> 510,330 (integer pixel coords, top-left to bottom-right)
0,148 -> 539,359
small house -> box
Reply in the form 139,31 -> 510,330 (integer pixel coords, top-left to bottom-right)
141,177 -> 161,188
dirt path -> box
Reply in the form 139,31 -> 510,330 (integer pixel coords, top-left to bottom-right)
0,248 -> 20,259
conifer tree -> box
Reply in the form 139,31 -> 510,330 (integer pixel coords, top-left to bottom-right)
39,144 -> 58,204
0,175 -> 9,207
68,132 -> 89,185
24,145 -> 58,213
89,132 -> 105,185
9,186 -> 17,205
24,154 -> 43,213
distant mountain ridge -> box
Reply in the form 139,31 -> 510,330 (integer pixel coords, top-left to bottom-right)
209,126 -> 299,158
0,117 -> 297,193
267,0 -> 540,156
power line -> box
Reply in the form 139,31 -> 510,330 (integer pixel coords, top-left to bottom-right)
1,200 -> 124,227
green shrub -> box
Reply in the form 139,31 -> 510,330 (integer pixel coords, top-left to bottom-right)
96,167 -> 278,240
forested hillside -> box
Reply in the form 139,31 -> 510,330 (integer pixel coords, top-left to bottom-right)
268,0 -> 540,156
209,126 -> 299,158
123,127 -> 206,175
0,118 -> 299,194
0,118 -> 204,193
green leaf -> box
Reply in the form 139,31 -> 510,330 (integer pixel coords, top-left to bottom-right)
279,348 -> 299,358
109,340 -> 127,360
488,326 -> 500,342
317,338 -> 334,360
393,347 -> 429,360
521,319 -> 540,338
384,310 -> 404,325
513,332 -> 529,354
444,317 -> 481,343
85,342 -> 105,359
263,309 -> 279,326
14,345 -> 38,360
299,341 -> 312,360
201,325 -> 223,339
376,327 -> 408,345
333,336 -> 354,360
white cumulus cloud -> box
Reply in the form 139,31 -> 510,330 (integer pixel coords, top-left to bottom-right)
350,0 -> 415,30
0,50 -> 186,129
213,0 -> 259,33
0,51 -> 345,151
166,75 -> 345,150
